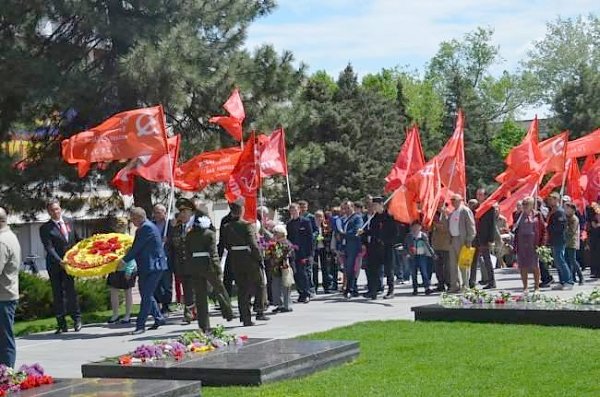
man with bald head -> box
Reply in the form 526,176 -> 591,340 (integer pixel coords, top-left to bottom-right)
0,207 -> 20,367
446,194 -> 476,292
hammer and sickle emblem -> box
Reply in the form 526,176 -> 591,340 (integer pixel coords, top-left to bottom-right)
551,139 -> 565,156
135,113 -> 160,137
240,167 -> 258,191
591,173 -> 600,189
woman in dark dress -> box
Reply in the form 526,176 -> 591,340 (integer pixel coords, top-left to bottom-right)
589,210 -> 600,278
513,197 -> 546,293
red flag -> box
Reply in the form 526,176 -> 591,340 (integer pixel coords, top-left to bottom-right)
435,110 -> 466,199
225,132 -> 260,222
505,116 -> 543,178
565,159 -> 585,212
584,157 -> 600,202
175,147 -> 242,191
566,128 -> 600,159
209,89 -> 246,142
384,126 -> 426,193
208,116 -> 243,142
223,88 -> 245,121
111,135 -> 180,195
387,186 -> 418,224
499,173 -> 541,227
62,106 -> 169,177
582,155 -> 597,173
539,131 -> 568,173
258,128 -> 288,178
539,172 -> 563,198
406,159 -> 443,228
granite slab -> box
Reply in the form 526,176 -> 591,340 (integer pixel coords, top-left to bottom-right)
13,378 -> 202,397
82,338 -> 360,386
412,304 -> 600,328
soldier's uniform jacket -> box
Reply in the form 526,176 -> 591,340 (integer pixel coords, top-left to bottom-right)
184,227 -> 221,275
220,219 -> 262,282
169,221 -> 191,276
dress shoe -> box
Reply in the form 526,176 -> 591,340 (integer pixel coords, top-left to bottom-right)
424,289 -> 434,295
148,319 -> 167,330
130,328 -> 145,335
74,319 -> 82,332
412,290 -> 419,296
351,292 -> 359,298
482,284 -> 496,290
55,326 -> 68,335
279,308 -> 293,313
478,280 -> 487,286
272,307 -> 282,314
243,321 -> 255,327
256,314 -> 270,321
383,292 -> 394,300
303,296 -> 311,304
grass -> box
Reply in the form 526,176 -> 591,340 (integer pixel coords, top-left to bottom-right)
204,320 -> 600,397
14,304 -> 140,336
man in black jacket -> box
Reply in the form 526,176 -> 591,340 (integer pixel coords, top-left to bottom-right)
39,199 -> 81,334
287,203 -> 314,303
470,189 -> 497,289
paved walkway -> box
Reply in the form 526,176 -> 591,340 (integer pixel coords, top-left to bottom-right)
15,268 -> 599,378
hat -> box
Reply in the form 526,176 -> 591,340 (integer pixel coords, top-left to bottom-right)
372,196 -> 384,204
176,198 -> 194,211
562,195 -> 572,202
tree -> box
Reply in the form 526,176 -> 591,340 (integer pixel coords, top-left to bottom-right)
426,27 -> 537,192
553,64 -> 600,138
524,14 -> 600,102
0,1 -> 304,216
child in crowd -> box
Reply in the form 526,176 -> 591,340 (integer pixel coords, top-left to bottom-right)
404,220 -> 435,295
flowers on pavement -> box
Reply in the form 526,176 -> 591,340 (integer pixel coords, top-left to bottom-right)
118,325 -> 247,365
0,363 -> 53,396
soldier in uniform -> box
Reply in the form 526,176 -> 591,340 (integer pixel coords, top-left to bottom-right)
169,198 -> 198,324
184,211 -> 234,332
219,201 -> 269,326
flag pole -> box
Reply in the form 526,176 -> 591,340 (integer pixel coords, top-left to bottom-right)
559,159 -> 570,204
280,126 -> 292,207
159,105 -> 175,238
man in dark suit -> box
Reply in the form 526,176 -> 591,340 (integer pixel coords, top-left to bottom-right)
39,199 -> 81,334
287,203 -> 315,303
122,207 -> 168,335
470,189 -> 497,289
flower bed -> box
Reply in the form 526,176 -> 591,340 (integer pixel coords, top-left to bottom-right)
441,287 -> 600,308
64,233 -> 133,278
118,326 -> 247,365
0,363 -> 53,396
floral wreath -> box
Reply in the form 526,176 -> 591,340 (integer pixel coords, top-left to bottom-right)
64,233 -> 133,278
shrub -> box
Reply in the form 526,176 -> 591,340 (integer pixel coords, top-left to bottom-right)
16,272 -> 111,321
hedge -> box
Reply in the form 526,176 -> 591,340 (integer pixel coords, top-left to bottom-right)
16,272 -> 111,321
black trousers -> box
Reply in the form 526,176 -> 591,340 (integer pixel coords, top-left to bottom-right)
48,266 -> 80,326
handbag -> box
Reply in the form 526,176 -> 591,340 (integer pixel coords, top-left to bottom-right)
458,246 -> 476,269
281,260 -> 294,288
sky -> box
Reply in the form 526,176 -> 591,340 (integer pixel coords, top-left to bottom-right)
246,0 -> 599,118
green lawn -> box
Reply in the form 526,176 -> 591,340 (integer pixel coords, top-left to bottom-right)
14,304 -> 140,336
204,320 -> 600,397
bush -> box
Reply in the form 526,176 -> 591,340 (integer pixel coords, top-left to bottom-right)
16,272 -> 111,321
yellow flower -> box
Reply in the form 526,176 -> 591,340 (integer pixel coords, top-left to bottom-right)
64,233 -> 134,278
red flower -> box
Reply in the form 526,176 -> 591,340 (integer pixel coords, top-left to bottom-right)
119,355 -> 133,365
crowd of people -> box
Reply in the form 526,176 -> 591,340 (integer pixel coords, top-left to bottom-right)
0,189 -> 599,368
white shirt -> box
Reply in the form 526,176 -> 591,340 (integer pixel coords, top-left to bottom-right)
449,209 -> 461,237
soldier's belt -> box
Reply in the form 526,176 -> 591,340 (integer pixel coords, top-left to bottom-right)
230,245 -> 250,251
192,252 -> 210,257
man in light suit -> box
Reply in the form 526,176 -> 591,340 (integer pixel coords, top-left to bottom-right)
446,194 -> 476,292
39,199 -> 81,334
122,207 -> 168,335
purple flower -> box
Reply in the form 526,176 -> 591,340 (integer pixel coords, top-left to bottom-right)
18,363 -> 45,377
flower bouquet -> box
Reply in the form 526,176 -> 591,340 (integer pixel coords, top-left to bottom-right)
118,325 -> 247,365
0,363 -> 53,396
64,233 -> 133,277
536,246 -> 553,264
